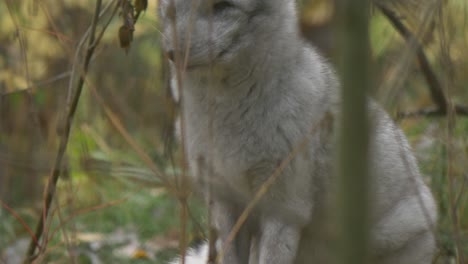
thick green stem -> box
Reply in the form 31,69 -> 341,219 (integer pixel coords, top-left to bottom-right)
336,1 -> 371,264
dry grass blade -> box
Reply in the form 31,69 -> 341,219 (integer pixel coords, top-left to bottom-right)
86,81 -> 170,188
4,0 -> 43,141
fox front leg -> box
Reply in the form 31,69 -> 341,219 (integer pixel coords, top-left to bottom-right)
258,218 -> 301,264
213,201 -> 251,264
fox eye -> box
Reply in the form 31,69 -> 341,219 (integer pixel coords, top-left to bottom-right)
212,1 -> 235,13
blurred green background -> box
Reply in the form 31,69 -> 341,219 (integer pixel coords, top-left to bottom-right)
0,0 -> 467,263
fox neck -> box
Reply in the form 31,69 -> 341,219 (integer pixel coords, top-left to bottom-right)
179,31 -> 302,100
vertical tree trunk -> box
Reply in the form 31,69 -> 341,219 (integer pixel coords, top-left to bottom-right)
335,1 -> 371,264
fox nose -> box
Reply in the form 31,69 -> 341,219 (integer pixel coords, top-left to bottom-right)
166,50 -> 175,61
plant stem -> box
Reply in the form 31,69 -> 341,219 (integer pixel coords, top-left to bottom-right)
23,1 -> 102,262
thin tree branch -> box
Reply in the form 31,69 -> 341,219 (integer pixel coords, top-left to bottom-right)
397,104 -> 468,119
0,71 -> 72,96
377,4 -> 448,111
0,199 -> 42,252
377,4 -> 468,119
23,1 -> 103,262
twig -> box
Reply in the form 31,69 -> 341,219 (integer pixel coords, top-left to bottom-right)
446,105 -> 465,264
0,199 -> 42,252
67,0 -> 117,105
23,1 -> 103,262
47,198 -> 128,243
377,4 -> 448,111
0,71 -> 72,96
53,196 -> 76,264
167,0 -> 192,262
397,104 -> 468,119
439,5 -> 466,263
378,4 -> 468,119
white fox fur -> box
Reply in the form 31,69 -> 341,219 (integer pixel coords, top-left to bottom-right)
169,244 -> 210,264
159,0 -> 437,263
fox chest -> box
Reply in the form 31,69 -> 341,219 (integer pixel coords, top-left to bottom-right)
183,113 -> 288,199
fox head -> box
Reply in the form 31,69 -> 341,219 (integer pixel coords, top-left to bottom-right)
158,0 -> 298,70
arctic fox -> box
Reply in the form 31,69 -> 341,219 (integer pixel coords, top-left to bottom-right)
158,0 -> 437,263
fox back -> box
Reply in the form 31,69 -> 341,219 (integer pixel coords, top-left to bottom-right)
159,1 -> 437,263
